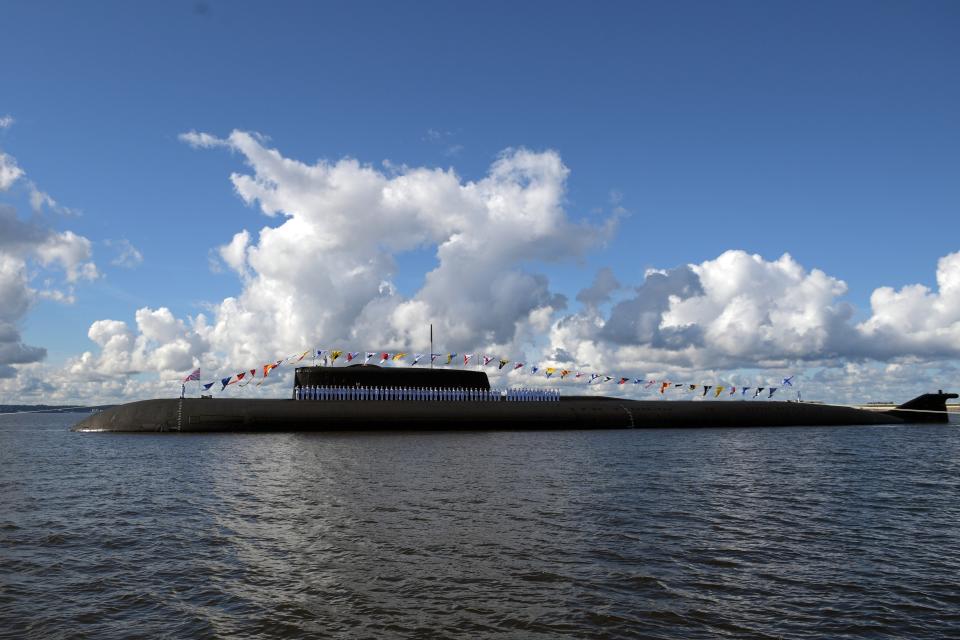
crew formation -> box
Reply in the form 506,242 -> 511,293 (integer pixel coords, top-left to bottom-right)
293,386 -> 560,402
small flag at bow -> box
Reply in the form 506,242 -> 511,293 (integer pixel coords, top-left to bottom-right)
183,368 -> 200,382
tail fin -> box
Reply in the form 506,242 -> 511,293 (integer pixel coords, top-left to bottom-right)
886,390 -> 958,423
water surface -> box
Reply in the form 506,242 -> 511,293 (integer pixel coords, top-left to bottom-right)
2,413 -> 959,638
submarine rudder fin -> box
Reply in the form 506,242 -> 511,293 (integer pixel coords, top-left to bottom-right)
885,390 -> 958,423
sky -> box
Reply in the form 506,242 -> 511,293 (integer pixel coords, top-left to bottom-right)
1,0 -> 958,404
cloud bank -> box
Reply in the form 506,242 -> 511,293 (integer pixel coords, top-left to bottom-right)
0,125 -> 99,379
6,130 -> 959,403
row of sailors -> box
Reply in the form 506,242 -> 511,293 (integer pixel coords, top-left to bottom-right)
293,385 -> 561,402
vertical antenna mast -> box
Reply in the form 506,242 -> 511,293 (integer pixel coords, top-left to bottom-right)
430,323 -> 433,369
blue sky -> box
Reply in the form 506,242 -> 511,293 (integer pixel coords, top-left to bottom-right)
1,1 -> 959,403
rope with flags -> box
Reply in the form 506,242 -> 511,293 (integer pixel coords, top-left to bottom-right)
185,346 -> 798,401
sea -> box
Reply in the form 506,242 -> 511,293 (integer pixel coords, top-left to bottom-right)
2,412 -> 959,639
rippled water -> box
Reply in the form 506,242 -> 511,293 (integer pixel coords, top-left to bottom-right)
2,413 -> 960,638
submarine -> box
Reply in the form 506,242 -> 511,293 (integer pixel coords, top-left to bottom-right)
72,364 -> 956,432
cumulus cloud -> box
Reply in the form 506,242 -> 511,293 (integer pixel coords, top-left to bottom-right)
0,254 -> 46,376
179,131 -> 613,365
547,249 -> 960,388
576,267 -> 620,309
856,251 -> 960,359
35,230 -> 98,282
76,307 -> 209,376
60,129 -> 960,405
65,131 -> 614,398
0,140 -> 99,378
0,115 -> 14,129
660,251 -> 855,364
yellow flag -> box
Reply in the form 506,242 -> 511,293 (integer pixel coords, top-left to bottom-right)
331,350 -> 343,362
714,385 -> 725,398
392,352 -> 407,361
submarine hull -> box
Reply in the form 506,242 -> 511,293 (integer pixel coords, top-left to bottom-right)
70,396 -> 926,433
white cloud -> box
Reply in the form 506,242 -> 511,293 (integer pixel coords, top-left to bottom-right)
660,251 -> 854,363
178,130 -> 228,149
185,131 -> 611,364
0,140 -> 98,379
0,253 -> 46,376
35,230 -> 99,282
105,238 -> 143,268
547,249 -> 960,388
0,115 -> 13,129
65,131 -> 612,397
0,151 -> 24,191
217,229 -> 249,275
45,130 -> 960,405
29,186 -> 56,212
856,251 -> 960,358
77,308 -> 210,377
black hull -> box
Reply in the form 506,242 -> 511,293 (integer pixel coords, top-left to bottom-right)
70,395 -> 950,433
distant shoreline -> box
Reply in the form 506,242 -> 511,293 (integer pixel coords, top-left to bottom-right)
0,404 -> 116,414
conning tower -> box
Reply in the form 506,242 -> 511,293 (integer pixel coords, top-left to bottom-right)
293,364 -> 490,397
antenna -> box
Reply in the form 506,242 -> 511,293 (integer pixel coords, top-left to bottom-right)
430,323 -> 433,369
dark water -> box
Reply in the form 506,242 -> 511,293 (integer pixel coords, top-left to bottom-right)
2,414 -> 960,639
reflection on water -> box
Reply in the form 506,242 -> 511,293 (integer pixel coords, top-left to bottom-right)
2,414 -> 960,638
